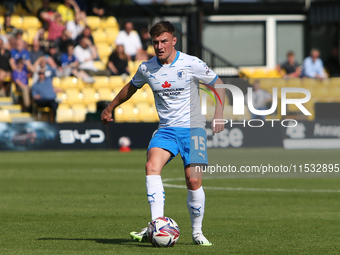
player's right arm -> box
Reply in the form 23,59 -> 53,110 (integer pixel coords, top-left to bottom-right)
101,82 -> 137,124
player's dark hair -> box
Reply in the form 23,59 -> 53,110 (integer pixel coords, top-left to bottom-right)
149,21 -> 175,38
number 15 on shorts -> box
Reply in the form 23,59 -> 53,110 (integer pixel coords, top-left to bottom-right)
190,128 -> 208,165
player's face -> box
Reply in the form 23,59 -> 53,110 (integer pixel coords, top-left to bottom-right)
152,32 -> 177,64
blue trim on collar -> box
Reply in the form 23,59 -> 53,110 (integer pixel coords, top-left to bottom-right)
156,51 -> 180,67
170,51 -> 180,66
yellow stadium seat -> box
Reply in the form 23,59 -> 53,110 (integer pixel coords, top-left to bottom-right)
128,60 -> 135,72
0,110 -> 12,122
97,87 -> 115,101
106,28 -> 119,44
136,102 -> 159,122
102,16 -> 119,30
86,16 -> 101,30
52,77 -> 61,89
10,15 -> 23,29
61,77 -> 79,90
65,88 -> 82,104
92,29 -> 107,44
87,102 -> 97,113
93,60 -> 105,71
239,68 -> 253,78
143,86 -> 155,104
56,104 -> 73,123
96,42 -> 112,59
146,45 -> 155,56
102,56 -> 109,67
72,103 -> 88,122
114,103 -> 139,122
56,92 -> 67,103
22,16 -> 41,30
93,76 -> 110,89
26,28 -> 38,45
130,88 -> 148,104
82,87 -> 99,104
109,76 -> 125,89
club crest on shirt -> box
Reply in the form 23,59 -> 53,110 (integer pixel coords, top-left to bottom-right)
177,69 -> 187,80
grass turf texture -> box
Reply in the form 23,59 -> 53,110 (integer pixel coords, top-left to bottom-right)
0,148 -> 339,255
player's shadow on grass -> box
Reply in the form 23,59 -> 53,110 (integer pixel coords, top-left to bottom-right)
38,238 -> 150,247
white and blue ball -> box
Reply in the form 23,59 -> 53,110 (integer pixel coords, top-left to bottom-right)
147,217 -> 180,247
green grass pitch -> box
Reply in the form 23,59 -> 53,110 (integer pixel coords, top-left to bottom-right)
1,148 -> 339,254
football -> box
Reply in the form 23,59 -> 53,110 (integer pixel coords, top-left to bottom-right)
147,216 -> 180,247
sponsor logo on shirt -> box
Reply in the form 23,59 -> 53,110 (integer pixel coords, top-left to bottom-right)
162,81 -> 171,88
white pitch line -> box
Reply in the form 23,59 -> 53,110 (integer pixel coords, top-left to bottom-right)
163,178 -> 340,193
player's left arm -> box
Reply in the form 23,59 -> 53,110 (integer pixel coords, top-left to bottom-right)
212,77 -> 225,135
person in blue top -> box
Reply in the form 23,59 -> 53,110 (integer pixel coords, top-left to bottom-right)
31,68 -> 62,121
10,38 -> 34,72
303,48 -> 326,79
60,43 -> 94,83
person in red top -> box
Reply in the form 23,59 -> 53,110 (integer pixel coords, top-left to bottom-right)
40,11 -> 65,41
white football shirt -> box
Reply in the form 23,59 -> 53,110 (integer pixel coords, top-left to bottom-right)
130,51 -> 218,128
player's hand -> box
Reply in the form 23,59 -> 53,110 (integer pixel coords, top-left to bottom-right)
101,107 -> 113,125
212,114 -> 225,136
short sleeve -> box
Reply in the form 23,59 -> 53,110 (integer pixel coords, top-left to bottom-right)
130,63 -> 147,89
193,58 -> 218,85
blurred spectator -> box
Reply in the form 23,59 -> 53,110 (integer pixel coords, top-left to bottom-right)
56,29 -> 73,54
12,58 -> 31,112
141,28 -> 155,59
75,26 -> 94,46
40,11 -> 65,41
3,0 -> 32,14
30,40 -> 45,65
37,0 -> 55,30
14,29 -> 24,40
0,26 -> 10,50
302,48 -> 326,79
74,37 -> 109,76
325,47 -> 340,77
245,80 -> 272,121
0,38 -> 14,96
57,0 -> 83,23
31,69 -> 61,121
34,28 -> 51,53
277,51 -> 301,78
10,39 -> 34,72
107,45 -> 129,76
47,42 -> 61,67
3,11 -> 16,35
90,0 -> 105,17
66,13 -> 85,41
60,44 -> 94,83
32,56 -> 58,84
115,22 -> 143,61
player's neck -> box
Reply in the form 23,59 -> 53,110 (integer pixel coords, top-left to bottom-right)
159,50 -> 177,65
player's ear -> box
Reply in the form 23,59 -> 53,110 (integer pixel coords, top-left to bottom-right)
172,36 -> 177,46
